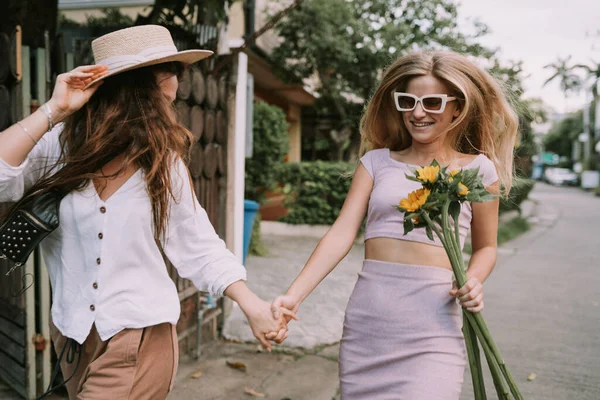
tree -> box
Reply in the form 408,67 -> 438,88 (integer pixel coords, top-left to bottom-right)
488,59 -> 527,99
489,60 -> 549,176
543,56 -> 582,113
543,110 -> 583,160
136,0 -> 233,26
58,8 -> 135,32
135,0 -> 234,44
269,0 -> 492,161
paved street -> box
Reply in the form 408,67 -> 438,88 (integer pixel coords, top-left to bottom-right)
460,183 -> 600,400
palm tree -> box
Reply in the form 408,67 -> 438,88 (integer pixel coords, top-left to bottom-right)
543,56 -> 582,113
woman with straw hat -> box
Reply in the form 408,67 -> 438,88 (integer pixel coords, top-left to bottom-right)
0,25 -> 294,399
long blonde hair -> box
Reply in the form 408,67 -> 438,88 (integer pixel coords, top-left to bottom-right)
359,51 -> 519,192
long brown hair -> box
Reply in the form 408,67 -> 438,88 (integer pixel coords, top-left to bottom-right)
8,62 -> 193,241
359,51 -> 519,193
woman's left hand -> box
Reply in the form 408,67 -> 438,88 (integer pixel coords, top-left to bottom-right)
450,276 -> 484,313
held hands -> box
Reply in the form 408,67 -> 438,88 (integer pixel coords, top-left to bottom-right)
242,297 -> 298,351
47,65 -> 109,123
450,276 -> 484,313
264,295 -> 302,343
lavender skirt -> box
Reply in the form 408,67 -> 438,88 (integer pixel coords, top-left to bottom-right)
339,259 -> 466,399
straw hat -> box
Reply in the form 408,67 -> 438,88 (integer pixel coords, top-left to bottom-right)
86,25 -> 213,87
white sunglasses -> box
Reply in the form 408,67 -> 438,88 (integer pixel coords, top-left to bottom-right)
393,92 -> 457,114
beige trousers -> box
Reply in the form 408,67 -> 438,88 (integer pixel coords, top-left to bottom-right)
49,322 -> 179,400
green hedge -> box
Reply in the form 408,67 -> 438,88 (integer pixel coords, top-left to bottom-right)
275,163 -> 535,225
275,161 -> 355,225
500,178 -> 535,214
245,101 -> 289,204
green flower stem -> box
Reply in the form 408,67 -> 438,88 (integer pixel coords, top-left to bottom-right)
446,207 -> 522,398
464,312 -> 511,399
432,208 -> 502,398
448,205 -> 507,399
440,201 -> 467,284
467,309 -> 523,400
443,202 -> 523,400
463,314 -> 487,400
453,204 -> 465,268
500,365 -> 523,400
424,204 -> 523,400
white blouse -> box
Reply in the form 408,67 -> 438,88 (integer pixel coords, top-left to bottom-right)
0,124 -> 247,344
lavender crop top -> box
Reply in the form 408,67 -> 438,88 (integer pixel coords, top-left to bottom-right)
361,148 -> 499,249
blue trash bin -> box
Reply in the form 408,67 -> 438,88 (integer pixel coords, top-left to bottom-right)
243,200 -> 260,264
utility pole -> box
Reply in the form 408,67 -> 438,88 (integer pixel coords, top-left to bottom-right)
583,95 -> 592,170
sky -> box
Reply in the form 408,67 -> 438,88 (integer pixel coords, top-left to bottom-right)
457,0 -> 600,116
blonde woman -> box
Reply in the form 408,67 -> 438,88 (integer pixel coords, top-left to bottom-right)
0,25 -> 292,399
269,51 -> 518,399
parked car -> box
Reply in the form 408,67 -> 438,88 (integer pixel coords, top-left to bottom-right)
543,168 -> 579,186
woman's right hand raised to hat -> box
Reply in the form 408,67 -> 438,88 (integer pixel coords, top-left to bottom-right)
0,65 -> 108,167
47,65 -> 108,123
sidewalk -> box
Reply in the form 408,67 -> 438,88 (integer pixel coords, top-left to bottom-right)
222,229 -> 365,349
170,228 -> 355,400
169,341 -> 340,400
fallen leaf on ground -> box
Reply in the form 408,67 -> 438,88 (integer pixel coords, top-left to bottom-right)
527,373 -> 537,381
244,388 -> 265,397
226,360 -> 247,372
190,370 -> 203,379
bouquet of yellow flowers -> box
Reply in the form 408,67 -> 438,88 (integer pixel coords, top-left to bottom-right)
396,161 -> 523,400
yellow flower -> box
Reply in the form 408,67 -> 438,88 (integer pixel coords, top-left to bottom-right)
447,169 -> 460,183
416,165 -> 440,183
399,188 -> 431,212
458,183 -> 469,196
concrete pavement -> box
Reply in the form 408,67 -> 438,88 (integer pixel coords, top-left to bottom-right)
222,232 -> 365,349
460,183 -> 600,400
